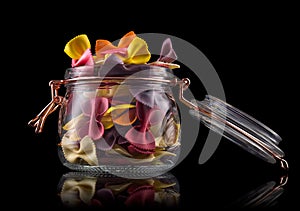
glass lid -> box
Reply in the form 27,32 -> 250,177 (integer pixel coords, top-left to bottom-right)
188,95 -> 288,169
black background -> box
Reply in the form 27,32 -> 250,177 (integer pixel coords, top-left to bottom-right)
14,4 -> 298,210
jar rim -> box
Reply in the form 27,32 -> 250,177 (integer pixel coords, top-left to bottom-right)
64,63 -> 175,81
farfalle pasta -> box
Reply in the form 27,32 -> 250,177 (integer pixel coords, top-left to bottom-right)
58,31 -> 181,172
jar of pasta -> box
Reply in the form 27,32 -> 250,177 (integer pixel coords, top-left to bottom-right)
29,31 -> 288,178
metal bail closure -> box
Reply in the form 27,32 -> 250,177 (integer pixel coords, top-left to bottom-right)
28,80 -> 64,133
178,78 -> 288,170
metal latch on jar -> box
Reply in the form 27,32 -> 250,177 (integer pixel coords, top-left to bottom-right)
28,80 -> 65,133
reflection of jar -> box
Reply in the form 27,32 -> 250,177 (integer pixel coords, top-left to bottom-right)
57,172 -> 180,208
229,175 -> 288,208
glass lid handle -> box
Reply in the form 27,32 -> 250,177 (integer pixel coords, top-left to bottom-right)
178,78 -> 288,170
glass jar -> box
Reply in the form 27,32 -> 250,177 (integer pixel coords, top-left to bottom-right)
29,62 -> 288,177
30,64 -> 183,176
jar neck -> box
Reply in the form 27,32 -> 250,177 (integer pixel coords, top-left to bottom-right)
64,64 -> 176,81
64,77 -> 174,93
64,64 -> 177,91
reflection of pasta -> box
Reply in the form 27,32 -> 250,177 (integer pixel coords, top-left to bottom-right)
61,177 -> 97,207
61,135 -> 98,165
59,173 -> 180,208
